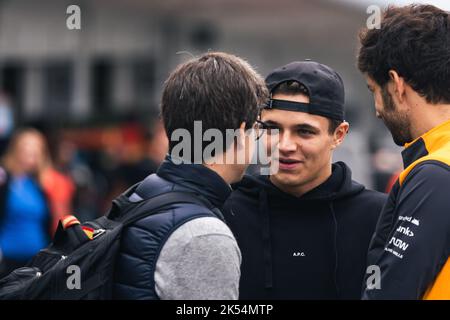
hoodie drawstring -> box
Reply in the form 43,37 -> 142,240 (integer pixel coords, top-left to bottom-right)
329,201 -> 340,298
260,188 -> 273,289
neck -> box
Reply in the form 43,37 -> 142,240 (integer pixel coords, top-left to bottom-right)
410,102 -> 450,140
270,163 -> 332,197
4,160 -> 24,177
203,162 -> 241,185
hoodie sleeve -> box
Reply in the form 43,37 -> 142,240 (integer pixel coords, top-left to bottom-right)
363,162 -> 450,299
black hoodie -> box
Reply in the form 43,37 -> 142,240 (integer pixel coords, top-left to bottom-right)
223,161 -> 387,299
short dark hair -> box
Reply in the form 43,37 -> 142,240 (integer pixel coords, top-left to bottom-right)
161,52 -> 268,156
272,80 -> 342,134
358,4 -> 450,104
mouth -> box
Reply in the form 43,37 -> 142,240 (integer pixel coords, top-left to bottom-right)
276,157 -> 303,170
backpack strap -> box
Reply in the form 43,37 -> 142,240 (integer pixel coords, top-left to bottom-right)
106,182 -> 145,221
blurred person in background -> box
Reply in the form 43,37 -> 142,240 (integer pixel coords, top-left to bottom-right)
70,142 -> 107,223
0,128 -> 51,278
145,118 -> 169,165
40,132 -> 76,234
358,4 -> 450,299
108,118 -> 168,199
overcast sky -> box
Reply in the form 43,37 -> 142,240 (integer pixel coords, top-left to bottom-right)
333,0 -> 450,11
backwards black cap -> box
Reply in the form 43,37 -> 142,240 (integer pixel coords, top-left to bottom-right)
264,60 -> 345,121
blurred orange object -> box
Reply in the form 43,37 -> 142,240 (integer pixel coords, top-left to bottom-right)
385,171 -> 400,193
41,168 -> 76,235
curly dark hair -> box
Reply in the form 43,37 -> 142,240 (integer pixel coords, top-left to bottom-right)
357,4 -> 450,104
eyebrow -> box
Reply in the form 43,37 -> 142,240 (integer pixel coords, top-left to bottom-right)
264,120 -> 281,126
294,123 -> 320,132
264,120 -> 320,132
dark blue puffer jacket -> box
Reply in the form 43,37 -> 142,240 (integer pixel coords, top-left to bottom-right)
113,156 -> 232,299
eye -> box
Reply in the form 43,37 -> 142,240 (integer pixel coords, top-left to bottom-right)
297,129 -> 315,136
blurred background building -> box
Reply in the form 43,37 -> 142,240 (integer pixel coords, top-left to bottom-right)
0,0 -> 447,210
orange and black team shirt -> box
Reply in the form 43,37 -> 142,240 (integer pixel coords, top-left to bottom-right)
363,119 -> 450,300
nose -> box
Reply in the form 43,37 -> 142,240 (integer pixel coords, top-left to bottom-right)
374,99 -> 383,119
278,131 -> 297,153
375,109 -> 383,119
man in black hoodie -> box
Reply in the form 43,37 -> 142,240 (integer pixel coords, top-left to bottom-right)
223,60 -> 387,299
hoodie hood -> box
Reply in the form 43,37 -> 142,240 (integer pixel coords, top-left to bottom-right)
234,161 -> 364,202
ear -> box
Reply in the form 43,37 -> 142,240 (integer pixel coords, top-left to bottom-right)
235,122 -> 247,150
331,121 -> 349,150
388,70 -> 406,103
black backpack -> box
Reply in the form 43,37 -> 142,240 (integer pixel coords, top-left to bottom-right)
0,181 -> 216,300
